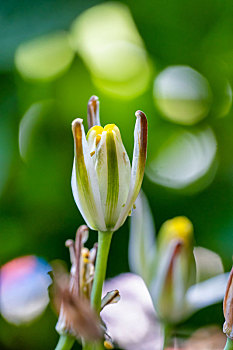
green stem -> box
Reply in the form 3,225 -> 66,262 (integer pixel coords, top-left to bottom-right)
82,231 -> 112,350
163,324 -> 172,350
91,231 -> 113,313
224,338 -> 233,350
82,342 -> 104,350
55,335 -> 74,350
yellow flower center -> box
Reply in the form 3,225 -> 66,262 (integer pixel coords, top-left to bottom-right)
103,124 -> 116,132
164,216 -> 193,244
88,124 -> 118,145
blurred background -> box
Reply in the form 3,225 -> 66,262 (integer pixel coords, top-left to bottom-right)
0,0 -> 233,348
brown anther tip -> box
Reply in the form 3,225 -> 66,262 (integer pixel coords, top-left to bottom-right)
135,110 -> 147,120
65,239 -> 74,248
77,225 -> 89,235
72,118 -> 83,127
88,95 -> 99,104
71,118 -> 83,134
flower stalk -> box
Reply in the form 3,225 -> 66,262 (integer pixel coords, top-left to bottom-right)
55,335 -> 74,350
91,231 -> 113,313
224,338 -> 233,350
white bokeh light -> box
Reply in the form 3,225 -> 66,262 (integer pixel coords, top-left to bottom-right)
147,126 -> 217,191
154,66 -> 212,125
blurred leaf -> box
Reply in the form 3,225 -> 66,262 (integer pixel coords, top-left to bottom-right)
185,273 -> 229,315
129,191 -> 156,285
194,247 -> 224,283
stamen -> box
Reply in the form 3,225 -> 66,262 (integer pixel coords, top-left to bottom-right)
90,150 -> 95,157
89,125 -> 104,134
104,124 -> 116,132
65,240 -> 76,266
87,95 -> 100,129
104,340 -> 114,349
96,135 -> 101,145
89,243 -> 98,265
82,248 -> 90,258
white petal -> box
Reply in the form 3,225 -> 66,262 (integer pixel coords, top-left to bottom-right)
95,127 -> 131,230
102,273 -> 163,350
114,111 -> 147,231
129,191 -> 156,285
71,118 -> 106,231
194,246 -> 224,283
185,272 -> 230,314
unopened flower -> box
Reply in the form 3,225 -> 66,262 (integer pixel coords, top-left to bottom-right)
223,267 -> 233,339
129,192 -> 229,325
71,95 -> 147,232
151,216 -> 196,323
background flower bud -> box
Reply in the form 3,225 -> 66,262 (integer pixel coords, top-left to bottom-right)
150,217 -> 196,323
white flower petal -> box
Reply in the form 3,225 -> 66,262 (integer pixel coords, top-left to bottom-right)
194,246 -> 224,283
185,272 -> 230,314
95,127 -> 131,230
102,273 -> 163,350
129,191 -> 156,285
114,110 -> 147,231
71,118 -> 106,231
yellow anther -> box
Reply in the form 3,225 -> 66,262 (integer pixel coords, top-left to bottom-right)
90,125 -> 104,134
165,216 -> 193,243
83,257 -> 90,264
104,124 -> 117,133
90,150 -> 95,157
104,340 -> 114,349
133,204 -> 136,209
96,135 -> 101,145
82,248 -> 90,258
87,125 -> 104,146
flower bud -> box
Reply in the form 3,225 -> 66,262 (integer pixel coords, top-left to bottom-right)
150,216 -> 196,323
71,96 -> 147,232
223,267 -> 233,339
